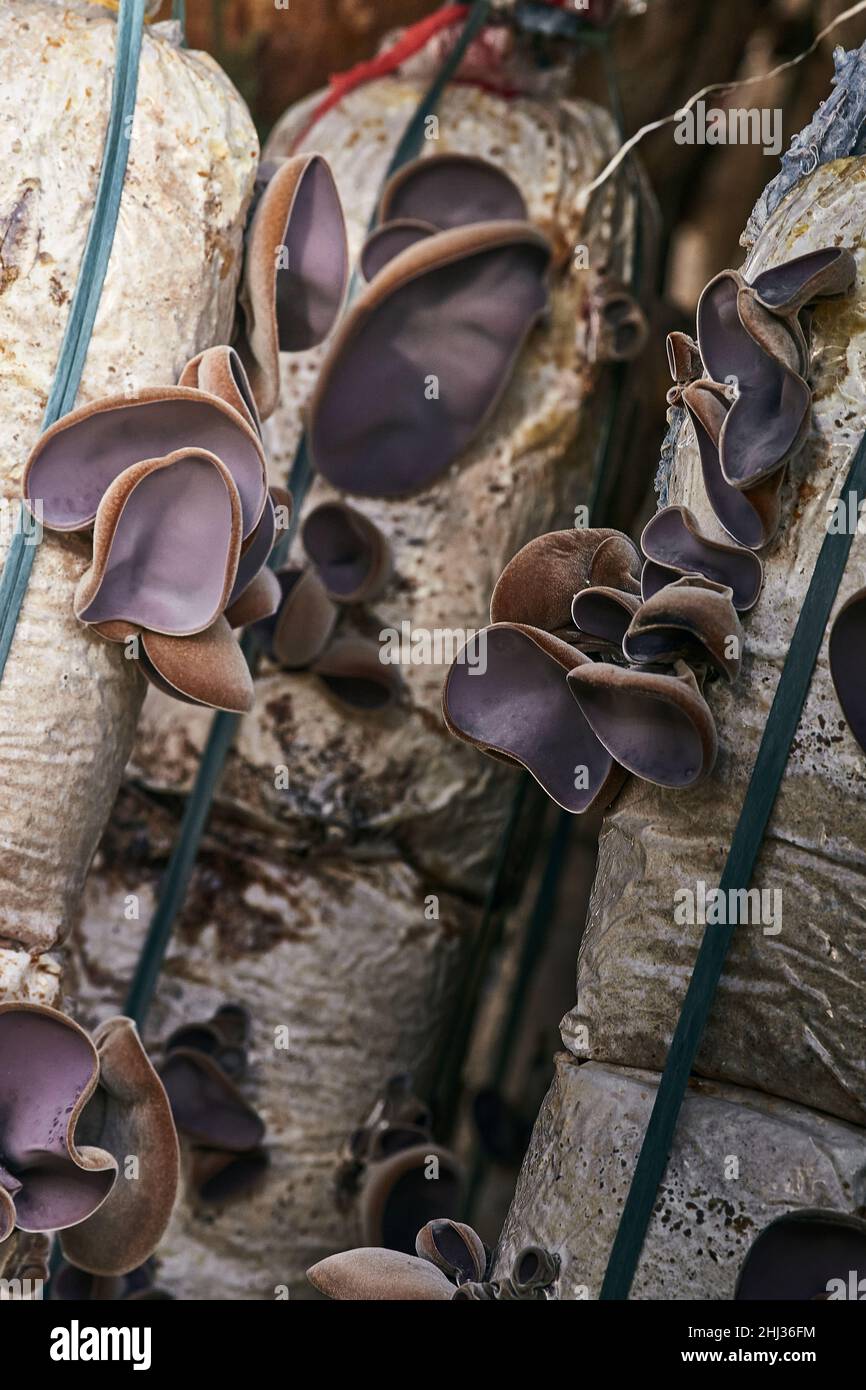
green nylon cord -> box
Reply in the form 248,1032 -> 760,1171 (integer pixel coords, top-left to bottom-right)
0,0 -> 145,684
125,0 -> 493,1027
601,429 -> 866,1299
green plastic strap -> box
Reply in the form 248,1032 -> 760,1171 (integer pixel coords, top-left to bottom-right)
125,0 -> 493,1026
0,0 -> 145,684
601,427 -> 866,1300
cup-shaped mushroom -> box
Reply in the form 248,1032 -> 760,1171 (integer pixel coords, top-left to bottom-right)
259,568 -> 339,669
567,660 -> 718,788
571,585 -> 641,653
225,489 -> 287,627
360,1143 -> 463,1254
696,271 -> 811,489
736,285 -> 808,376
137,619 -> 255,713
309,222 -> 551,497
188,1146 -> 269,1207
59,1017 -> 180,1278
442,623 -> 626,814
749,247 -> 857,317
237,154 -> 349,419
179,345 -> 263,437
165,1006 -> 249,1080
490,527 -> 630,632
681,381 -> 782,550
829,587 -> 866,757
640,505 -> 764,612
623,577 -> 743,682
307,1248 -> 455,1301
510,1245 -> 559,1295
591,280 -> 649,363
666,331 -> 702,390
415,1219 -> 487,1284
360,220 -> 437,281
734,1210 -> 866,1301
312,637 -> 403,711
158,1048 -> 265,1153
72,450 -> 243,637
587,532 -> 643,595
23,386 -> 267,541
378,153 -> 528,231
0,1005 -> 116,1240
302,502 -> 391,603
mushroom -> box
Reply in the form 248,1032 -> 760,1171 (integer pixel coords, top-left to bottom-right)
489,526 -> 641,636
0,1005 -> 116,1247
697,268 -> 812,489
158,1008 -> 268,1209
566,660 -> 718,788
179,344 -> 263,437
308,1247 -> 456,1301
414,1218 -> 488,1285
442,623 -> 626,814
360,219 -> 437,281
680,379 -> 782,550
378,152 -> 528,230
301,501 -> 392,604
640,505 -> 764,612
829,586 -> 866,756
59,1016 -> 179,1278
735,1210 -> 866,1301
309,222 -> 551,496
623,576 -> 743,682
20,380 -> 287,710
590,278 -> 650,364
236,154 -> 349,420
255,506 -> 400,711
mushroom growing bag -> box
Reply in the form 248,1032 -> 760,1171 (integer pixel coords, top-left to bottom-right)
0,2 -> 257,997
496,152 -> 866,1298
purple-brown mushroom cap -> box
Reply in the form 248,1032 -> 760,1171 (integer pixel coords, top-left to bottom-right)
829,587 -> 866,757
567,659 -> 718,788
307,1248 -> 455,1301
443,623 -> 626,814
60,1017 -> 180,1278
640,505 -> 764,612
735,1210 -> 866,1301
360,219 -> 437,281
23,386 -> 267,541
238,154 -> 349,420
0,1005 -> 116,1240
309,222 -> 551,497
302,501 -> 391,603
378,152 -> 528,231
73,450 -> 243,637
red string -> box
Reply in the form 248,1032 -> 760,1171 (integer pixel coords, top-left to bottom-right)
291,5 -> 472,150
289,1 -> 582,151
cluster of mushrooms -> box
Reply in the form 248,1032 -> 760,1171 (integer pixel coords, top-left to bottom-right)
335,1075 -> 463,1253
157,1004 -> 268,1207
253,150 -> 558,703
253,501 -> 401,712
444,245 -> 859,812
307,1205 -> 866,1301
0,1004 -> 177,1279
309,1215 -> 559,1301
21,153 -> 349,713
443,506 -> 759,809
